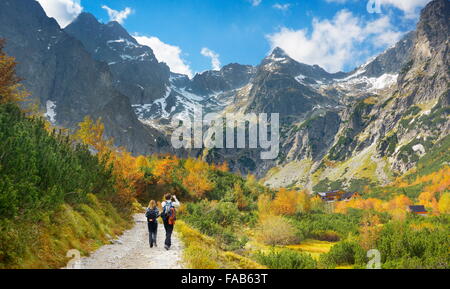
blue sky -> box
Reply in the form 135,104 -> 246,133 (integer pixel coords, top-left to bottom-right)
37,0 -> 431,77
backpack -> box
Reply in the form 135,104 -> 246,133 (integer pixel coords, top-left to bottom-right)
162,201 -> 176,225
145,208 -> 158,223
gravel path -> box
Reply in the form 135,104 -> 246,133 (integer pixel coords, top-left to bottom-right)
70,213 -> 184,269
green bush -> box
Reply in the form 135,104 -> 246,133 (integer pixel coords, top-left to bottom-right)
291,211 -> 362,240
255,249 -> 317,269
376,221 -> 449,269
0,103 -> 116,218
310,230 -> 340,242
207,170 -> 244,200
182,200 -> 249,250
0,103 -> 130,268
319,240 -> 366,268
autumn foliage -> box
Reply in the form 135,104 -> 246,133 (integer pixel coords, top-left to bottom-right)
0,39 -> 28,104
74,118 -> 233,204
335,166 -> 450,216
257,189 -> 312,219
182,158 -> 214,198
74,116 -> 148,206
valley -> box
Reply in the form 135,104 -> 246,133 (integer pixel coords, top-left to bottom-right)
0,0 -> 449,270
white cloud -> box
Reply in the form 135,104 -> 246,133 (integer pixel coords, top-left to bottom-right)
267,10 -> 403,72
273,3 -> 291,11
37,0 -> 83,28
378,0 -> 431,18
134,35 -> 193,78
101,5 -> 133,24
251,0 -> 262,7
326,0 -> 431,16
201,48 -> 221,71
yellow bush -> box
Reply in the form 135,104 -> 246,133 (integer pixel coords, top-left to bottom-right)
270,189 -> 298,215
255,215 -> 299,246
176,220 -> 219,269
222,252 -> 266,269
184,244 -> 220,269
438,193 -> 450,214
257,194 -> 272,221
269,189 -> 311,216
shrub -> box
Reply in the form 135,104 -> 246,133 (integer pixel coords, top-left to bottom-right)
255,249 -> 317,269
184,244 -> 220,269
290,211 -> 361,240
319,240 -> 366,269
439,193 -> 450,214
255,216 -> 300,246
0,197 -> 129,269
270,189 -> 298,215
181,200 -> 250,250
269,189 -> 311,216
310,230 -> 340,242
0,103 -> 117,218
376,221 -> 449,269
176,220 -> 264,269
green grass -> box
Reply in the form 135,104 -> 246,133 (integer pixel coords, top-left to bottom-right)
0,194 -> 131,269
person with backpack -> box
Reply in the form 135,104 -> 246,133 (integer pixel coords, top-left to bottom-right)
145,200 -> 160,248
161,193 -> 180,250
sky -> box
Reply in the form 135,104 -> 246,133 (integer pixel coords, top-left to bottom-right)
36,0 -> 432,77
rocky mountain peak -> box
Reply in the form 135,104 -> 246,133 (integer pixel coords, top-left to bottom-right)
416,0 -> 450,49
66,14 -> 148,59
0,0 -> 168,156
73,12 -> 99,26
262,47 -> 293,66
106,21 -> 134,39
185,63 -> 256,96
269,47 -> 288,59
260,46 -> 344,82
65,12 -> 170,105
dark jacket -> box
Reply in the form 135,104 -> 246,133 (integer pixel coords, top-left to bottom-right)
145,208 -> 160,223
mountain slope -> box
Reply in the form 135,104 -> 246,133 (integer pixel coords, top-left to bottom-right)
0,0 -> 166,155
264,0 -> 449,190
65,13 -> 170,105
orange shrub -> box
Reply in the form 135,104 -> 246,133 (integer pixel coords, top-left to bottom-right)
182,158 -> 214,198
270,189 -> 298,216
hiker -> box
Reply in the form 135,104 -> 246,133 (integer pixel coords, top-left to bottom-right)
161,193 -> 180,250
145,200 -> 160,248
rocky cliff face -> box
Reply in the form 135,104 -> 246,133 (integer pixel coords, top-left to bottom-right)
186,63 -> 256,96
352,32 -> 415,79
383,0 -> 450,171
240,48 -> 339,119
0,0 -> 166,155
65,13 -> 170,105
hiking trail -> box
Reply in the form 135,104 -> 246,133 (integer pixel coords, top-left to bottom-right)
67,213 -> 184,269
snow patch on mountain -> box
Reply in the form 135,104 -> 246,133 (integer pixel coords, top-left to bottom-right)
295,74 -> 307,83
371,74 -> 398,90
107,38 -> 139,49
45,100 -> 57,124
336,73 -> 398,91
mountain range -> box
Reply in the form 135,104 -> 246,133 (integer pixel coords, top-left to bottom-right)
0,0 -> 448,192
